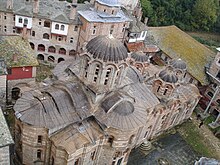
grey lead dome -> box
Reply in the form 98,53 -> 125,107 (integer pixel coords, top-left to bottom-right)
86,35 -> 128,63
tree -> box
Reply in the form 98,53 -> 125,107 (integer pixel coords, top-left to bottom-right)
192,0 -> 219,31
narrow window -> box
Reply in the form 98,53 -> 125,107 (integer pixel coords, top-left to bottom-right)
24,18 -> 28,25
37,135 -> 42,143
74,26 -> 78,31
94,64 -> 100,82
112,10 -> 114,14
91,150 -> 96,160
61,25 -> 65,31
32,31 -> 35,36
163,88 -> 168,95
19,17 -> 22,23
104,68 -> 111,85
55,24 -> 59,30
37,150 -> 42,159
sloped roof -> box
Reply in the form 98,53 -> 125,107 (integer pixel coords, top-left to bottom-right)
148,26 -> 215,86
0,107 -> 13,147
0,35 -> 38,67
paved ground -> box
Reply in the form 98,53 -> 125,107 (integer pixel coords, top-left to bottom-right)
128,133 -> 200,165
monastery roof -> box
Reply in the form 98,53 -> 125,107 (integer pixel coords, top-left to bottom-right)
95,67 -> 160,131
0,0 -> 91,24
78,7 -> 131,23
0,107 -> 14,147
0,35 -> 38,67
148,25 -> 215,86
14,82 -> 92,134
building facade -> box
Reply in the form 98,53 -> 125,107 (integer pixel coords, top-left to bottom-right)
0,0 -> 143,64
13,35 -> 200,165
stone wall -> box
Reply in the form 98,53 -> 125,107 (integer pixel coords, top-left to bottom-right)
0,75 -> 6,108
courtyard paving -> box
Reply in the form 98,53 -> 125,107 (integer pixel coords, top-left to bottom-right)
128,133 -> 200,165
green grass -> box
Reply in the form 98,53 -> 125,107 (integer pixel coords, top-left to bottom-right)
177,121 -> 216,158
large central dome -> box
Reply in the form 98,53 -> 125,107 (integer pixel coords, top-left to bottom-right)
86,35 -> 128,63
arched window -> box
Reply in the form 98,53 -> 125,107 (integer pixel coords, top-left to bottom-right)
48,56 -> 55,62
37,54 -> 44,61
38,44 -> 45,51
157,86 -> 161,92
60,25 -> 65,31
18,17 -> 22,23
104,68 -> 112,85
48,46 -> 56,53
94,64 -> 100,82
59,48 -> 66,55
24,18 -> 28,25
11,87 -> 20,100
55,24 -> 59,30
37,150 -> 42,159
69,49 -> 76,56
44,20 -> 50,28
29,42 -> 34,50
58,58 -> 64,63
43,33 -> 49,39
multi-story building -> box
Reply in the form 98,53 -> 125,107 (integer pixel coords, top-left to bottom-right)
0,0 -> 144,64
13,35 -> 200,165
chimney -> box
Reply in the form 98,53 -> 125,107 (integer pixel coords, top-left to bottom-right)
144,17 -> 149,25
33,0 -> 39,14
72,0 -> 77,3
22,24 -> 28,40
69,3 -> 77,20
7,0 -> 13,9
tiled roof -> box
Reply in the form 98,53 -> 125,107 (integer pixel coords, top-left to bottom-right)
0,107 -> 14,147
148,26 -> 215,86
0,35 -> 38,67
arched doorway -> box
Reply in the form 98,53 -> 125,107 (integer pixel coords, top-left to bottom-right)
69,49 -> 76,56
48,46 -> 56,53
59,48 -> 66,55
38,44 -> 45,52
58,58 -> 65,63
11,87 -> 20,100
37,54 -> 44,61
48,56 -> 55,62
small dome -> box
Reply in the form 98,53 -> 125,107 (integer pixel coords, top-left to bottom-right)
159,69 -> 178,83
131,51 -> 148,62
97,0 -> 120,7
170,59 -> 187,70
86,35 -> 128,63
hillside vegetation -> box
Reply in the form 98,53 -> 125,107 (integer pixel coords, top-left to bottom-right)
141,0 -> 220,32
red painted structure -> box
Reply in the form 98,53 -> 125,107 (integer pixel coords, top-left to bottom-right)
7,66 -> 34,80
